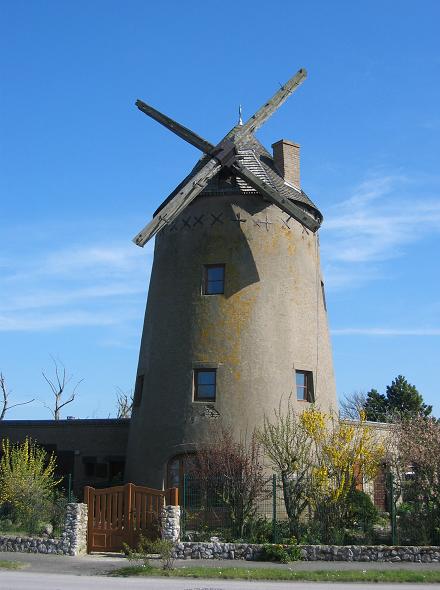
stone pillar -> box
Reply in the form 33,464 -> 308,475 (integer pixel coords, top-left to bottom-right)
161,505 -> 181,542
62,502 -> 88,555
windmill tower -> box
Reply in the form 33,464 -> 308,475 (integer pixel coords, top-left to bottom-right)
125,69 -> 337,488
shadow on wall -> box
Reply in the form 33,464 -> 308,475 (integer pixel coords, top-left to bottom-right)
220,200 -> 264,297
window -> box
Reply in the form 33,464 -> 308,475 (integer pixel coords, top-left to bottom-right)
108,458 -> 125,483
167,453 -> 197,489
194,368 -> 216,401
95,463 -> 108,478
83,456 -> 107,478
83,457 -> 96,477
203,264 -> 225,295
296,370 -> 314,402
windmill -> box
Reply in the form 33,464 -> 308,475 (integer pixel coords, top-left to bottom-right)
125,69 -> 337,488
132,68 -> 320,248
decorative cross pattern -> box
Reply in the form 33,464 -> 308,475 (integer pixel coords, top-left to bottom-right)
210,212 -> 224,226
253,214 -> 272,231
193,214 -> 204,227
162,211 -> 305,234
169,221 -> 179,232
231,212 -> 247,224
182,216 -> 192,230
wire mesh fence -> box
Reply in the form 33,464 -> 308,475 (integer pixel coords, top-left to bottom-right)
181,473 -> 440,545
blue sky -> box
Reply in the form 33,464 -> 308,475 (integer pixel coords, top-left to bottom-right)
1,0 -> 439,419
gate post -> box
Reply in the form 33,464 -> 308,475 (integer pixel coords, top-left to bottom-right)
83,486 -> 93,553
125,483 -> 135,548
167,487 -> 179,506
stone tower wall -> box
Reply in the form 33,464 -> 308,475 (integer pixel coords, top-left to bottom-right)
125,192 -> 337,487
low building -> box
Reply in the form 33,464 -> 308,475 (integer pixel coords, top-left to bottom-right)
0,418 -> 130,499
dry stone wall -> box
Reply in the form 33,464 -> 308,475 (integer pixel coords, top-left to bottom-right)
0,503 -> 88,556
172,541 -> 440,562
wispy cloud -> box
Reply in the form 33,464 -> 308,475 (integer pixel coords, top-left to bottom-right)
1,284 -> 144,312
321,173 -> 440,290
0,241 -> 151,332
0,311 -> 121,332
332,327 -> 440,336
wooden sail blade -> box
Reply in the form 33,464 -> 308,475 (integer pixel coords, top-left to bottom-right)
133,158 -> 222,246
232,161 -> 321,233
136,100 -> 215,154
236,69 -> 307,140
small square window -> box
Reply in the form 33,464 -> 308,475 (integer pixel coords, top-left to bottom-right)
296,370 -> 314,402
194,368 -> 216,402
95,463 -> 108,478
203,264 -> 225,295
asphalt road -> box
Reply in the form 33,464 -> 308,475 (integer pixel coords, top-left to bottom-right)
1,571 -> 440,590
2,551 -> 440,576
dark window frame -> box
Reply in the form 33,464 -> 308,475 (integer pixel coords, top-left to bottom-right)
193,368 -> 217,402
296,370 -> 314,403
203,264 -> 225,295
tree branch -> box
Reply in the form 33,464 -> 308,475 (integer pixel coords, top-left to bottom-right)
0,371 -> 34,420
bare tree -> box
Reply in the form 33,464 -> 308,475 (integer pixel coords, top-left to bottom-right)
192,425 -> 268,538
339,390 -> 367,420
42,358 -> 83,420
0,372 -> 34,420
115,387 -> 134,418
257,401 -> 314,537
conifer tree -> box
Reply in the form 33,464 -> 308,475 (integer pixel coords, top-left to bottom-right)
364,375 -> 432,422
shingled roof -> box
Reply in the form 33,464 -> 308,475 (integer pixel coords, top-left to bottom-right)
154,133 -> 322,223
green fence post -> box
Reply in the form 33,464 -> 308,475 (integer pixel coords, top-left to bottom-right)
272,474 -> 278,543
387,470 -> 397,545
67,473 -> 72,503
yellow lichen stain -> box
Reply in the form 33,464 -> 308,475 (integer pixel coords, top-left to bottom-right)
285,229 -> 297,257
194,282 -> 260,382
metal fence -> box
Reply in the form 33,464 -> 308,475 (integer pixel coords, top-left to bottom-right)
181,473 -> 440,546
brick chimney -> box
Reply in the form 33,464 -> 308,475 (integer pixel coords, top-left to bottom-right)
272,139 -> 300,188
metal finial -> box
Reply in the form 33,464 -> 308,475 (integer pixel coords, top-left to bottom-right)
238,105 -> 243,126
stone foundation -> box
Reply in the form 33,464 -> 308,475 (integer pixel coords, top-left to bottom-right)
172,541 -> 440,562
0,502 -> 88,556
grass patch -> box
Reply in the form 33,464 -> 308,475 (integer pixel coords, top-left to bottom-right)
110,565 -> 440,583
0,560 -> 23,570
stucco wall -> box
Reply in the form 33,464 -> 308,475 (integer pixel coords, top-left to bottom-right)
126,193 -> 337,487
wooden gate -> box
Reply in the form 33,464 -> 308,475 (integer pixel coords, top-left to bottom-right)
84,483 -> 178,553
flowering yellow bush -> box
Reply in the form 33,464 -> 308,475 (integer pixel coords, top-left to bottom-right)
300,407 -> 326,440
308,411 -> 385,505
259,402 -> 386,539
0,437 -> 61,532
